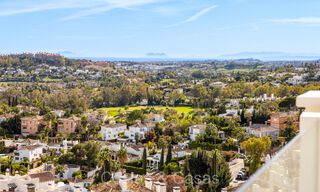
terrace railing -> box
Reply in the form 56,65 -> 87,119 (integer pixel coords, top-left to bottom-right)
238,91 -> 320,192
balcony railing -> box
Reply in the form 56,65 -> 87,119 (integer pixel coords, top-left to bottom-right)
238,91 -> 320,192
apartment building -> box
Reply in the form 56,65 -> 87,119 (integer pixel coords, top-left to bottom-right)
20,116 -> 44,136
57,116 -> 81,134
269,111 -> 299,130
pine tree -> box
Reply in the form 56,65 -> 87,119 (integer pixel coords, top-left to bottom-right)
142,147 -> 147,174
158,148 -> 164,171
165,144 -> 172,165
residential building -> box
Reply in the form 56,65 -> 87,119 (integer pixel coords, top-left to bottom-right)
14,144 -> 43,162
125,123 -> 154,142
0,171 -> 55,192
286,75 -> 305,85
269,111 -> 299,130
239,90 -> 320,191
51,110 -> 65,117
0,113 -> 14,123
20,116 -> 44,136
246,124 -> 279,140
59,164 -> 81,179
29,172 -> 56,191
101,123 -> 127,141
145,175 -> 186,192
104,143 -> 144,161
144,114 -> 165,123
189,124 -> 206,141
57,116 -> 81,134
218,109 -> 239,118
48,140 -> 79,154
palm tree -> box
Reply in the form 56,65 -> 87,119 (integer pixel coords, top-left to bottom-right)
21,158 -> 29,173
97,148 -> 111,166
96,148 -> 114,183
116,146 -> 128,174
116,146 -> 128,165
7,155 -> 15,175
44,112 -> 56,142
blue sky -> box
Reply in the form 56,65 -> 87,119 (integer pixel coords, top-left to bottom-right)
1,0 -> 320,58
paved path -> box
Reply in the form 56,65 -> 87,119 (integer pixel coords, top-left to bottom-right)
229,158 -> 244,180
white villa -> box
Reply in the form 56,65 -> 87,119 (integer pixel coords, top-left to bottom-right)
246,124 -> 280,140
125,123 -> 154,142
0,171 -> 55,192
189,124 -> 206,141
14,144 -> 43,163
144,114 -> 165,123
101,123 -> 127,141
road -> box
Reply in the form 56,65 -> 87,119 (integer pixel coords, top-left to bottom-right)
229,158 -> 244,180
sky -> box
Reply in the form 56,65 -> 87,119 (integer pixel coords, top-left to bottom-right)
1,0 -> 320,58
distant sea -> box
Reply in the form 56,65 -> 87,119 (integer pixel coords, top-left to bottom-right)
71,57 -> 211,62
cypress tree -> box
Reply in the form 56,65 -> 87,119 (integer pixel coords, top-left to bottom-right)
183,157 -> 190,176
166,144 -> 172,165
240,108 -> 246,125
158,148 -> 164,171
142,147 -> 147,174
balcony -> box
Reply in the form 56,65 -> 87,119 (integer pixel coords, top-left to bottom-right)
238,91 -> 320,192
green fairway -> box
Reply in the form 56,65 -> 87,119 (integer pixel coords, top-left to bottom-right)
99,106 -> 196,117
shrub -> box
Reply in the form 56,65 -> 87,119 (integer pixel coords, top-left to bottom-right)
123,165 -> 145,175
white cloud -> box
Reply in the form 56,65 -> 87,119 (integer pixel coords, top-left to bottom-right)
269,17 -> 320,25
182,5 -> 217,23
0,0 -> 162,20
166,5 -> 216,27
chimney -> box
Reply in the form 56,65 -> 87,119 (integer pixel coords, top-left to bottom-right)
249,121 -> 252,126
119,176 -> 128,191
173,186 -> 181,192
159,182 -> 166,192
145,177 -> 153,190
154,182 -> 160,192
5,168 -> 10,176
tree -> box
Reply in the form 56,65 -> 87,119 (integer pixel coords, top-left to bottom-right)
127,110 -> 144,125
80,115 -> 89,141
95,147 -> 119,183
116,146 -> 128,173
158,148 -> 165,171
166,144 -> 172,165
72,170 -> 83,179
240,108 -> 246,125
282,121 -> 297,142
145,131 -> 155,142
163,162 -> 180,175
59,141 -> 101,168
142,147 -> 147,174
184,149 -> 231,191
241,136 -> 271,174
43,112 -> 56,141
55,164 -> 66,178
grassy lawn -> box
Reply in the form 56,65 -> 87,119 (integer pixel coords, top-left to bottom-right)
99,106 -> 195,117
42,77 -> 62,82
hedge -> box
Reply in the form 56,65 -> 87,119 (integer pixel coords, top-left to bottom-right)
125,160 -> 142,167
189,141 -> 222,150
123,165 -> 145,175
